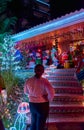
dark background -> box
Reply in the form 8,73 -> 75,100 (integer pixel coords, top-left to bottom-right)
7,0 -> 84,33
50,0 -> 84,19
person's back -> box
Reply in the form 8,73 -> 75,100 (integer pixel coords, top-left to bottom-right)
24,64 -> 55,130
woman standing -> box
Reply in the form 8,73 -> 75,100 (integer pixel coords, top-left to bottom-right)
24,64 -> 55,130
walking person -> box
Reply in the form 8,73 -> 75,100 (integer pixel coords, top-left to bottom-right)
24,64 -> 55,130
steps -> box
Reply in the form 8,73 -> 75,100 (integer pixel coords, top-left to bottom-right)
54,87 -> 83,94
53,94 -> 84,104
44,68 -> 84,124
49,104 -> 84,114
47,76 -> 78,81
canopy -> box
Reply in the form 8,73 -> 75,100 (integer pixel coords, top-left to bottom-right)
11,9 -> 84,43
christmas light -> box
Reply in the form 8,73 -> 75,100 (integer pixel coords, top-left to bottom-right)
9,102 -> 30,130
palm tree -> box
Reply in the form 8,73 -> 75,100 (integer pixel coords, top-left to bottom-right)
0,0 -> 17,39
0,0 -> 19,93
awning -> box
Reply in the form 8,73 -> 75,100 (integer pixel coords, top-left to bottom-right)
11,9 -> 84,43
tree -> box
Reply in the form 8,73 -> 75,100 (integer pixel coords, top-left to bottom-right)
0,0 -> 17,35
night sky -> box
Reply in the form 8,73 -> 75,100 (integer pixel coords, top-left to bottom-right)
50,0 -> 84,19
7,0 -> 84,33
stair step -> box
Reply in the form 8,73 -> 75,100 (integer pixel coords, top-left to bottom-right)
50,103 -> 84,108
52,100 -> 83,105
49,79 -> 78,82
45,68 -> 76,73
49,103 -> 84,114
52,81 -> 81,87
45,69 -> 75,76
46,113 -> 84,124
54,93 -> 84,100
46,73 -> 75,77
47,76 -> 77,81
54,87 -> 83,94
53,94 -> 84,104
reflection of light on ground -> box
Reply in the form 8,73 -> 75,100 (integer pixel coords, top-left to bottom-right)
9,102 -> 30,130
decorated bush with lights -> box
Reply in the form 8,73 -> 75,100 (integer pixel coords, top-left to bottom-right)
0,35 -> 22,71
0,35 -> 29,129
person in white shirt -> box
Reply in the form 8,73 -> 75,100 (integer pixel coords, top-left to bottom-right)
24,64 -> 55,130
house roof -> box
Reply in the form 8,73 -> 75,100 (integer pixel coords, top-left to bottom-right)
11,9 -> 84,42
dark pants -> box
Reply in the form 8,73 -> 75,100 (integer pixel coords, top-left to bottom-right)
0,119 -> 5,130
29,102 -> 49,130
